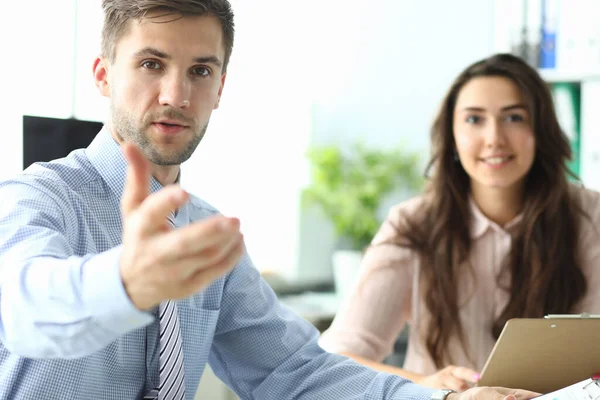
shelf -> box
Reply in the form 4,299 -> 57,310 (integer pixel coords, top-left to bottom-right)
538,69 -> 600,83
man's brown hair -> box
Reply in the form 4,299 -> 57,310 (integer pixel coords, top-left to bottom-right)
101,0 -> 235,72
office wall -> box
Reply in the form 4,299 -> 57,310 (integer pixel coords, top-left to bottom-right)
1,0 -> 495,284
1,1 -> 496,398
1,0 -> 105,181
183,0 -> 496,284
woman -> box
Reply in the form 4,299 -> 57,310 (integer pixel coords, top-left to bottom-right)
319,53 -> 600,391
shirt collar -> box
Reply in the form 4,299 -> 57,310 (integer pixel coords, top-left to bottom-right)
86,125 -> 167,203
469,196 -> 523,239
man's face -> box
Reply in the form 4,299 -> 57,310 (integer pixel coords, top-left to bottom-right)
97,12 -> 226,165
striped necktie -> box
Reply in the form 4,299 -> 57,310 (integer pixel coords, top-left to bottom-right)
145,214 -> 186,400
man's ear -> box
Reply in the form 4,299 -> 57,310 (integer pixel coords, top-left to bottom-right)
93,56 -> 111,97
214,73 -> 227,110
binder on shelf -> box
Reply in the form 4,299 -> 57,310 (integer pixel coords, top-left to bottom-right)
551,82 -> 581,177
493,0 -> 526,56
578,0 -> 600,72
523,0 -> 542,67
539,0 -> 558,68
555,0 -> 586,72
580,81 -> 600,192
497,0 -> 600,77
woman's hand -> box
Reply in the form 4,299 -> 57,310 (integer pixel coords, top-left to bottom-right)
450,387 -> 540,400
416,365 -> 481,391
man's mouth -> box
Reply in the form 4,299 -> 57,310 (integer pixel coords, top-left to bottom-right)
152,120 -> 189,134
154,119 -> 188,128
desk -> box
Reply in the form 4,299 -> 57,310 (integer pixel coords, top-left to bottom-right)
279,290 -> 410,366
278,291 -> 342,331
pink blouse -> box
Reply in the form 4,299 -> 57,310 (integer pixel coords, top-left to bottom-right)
319,184 -> 600,375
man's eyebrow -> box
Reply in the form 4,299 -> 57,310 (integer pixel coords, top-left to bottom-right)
192,55 -> 223,68
133,47 -> 169,59
132,47 -> 223,68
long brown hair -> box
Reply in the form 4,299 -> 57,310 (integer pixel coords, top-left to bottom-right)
390,53 -> 587,368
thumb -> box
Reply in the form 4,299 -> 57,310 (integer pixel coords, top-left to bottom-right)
503,395 -> 517,400
121,143 -> 151,216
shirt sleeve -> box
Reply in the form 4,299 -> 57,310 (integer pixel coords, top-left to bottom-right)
319,200 -> 420,362
0,180 -> 153,359
207,251 -> 434,400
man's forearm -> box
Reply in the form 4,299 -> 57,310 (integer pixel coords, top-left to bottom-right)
0,247 -> 153,358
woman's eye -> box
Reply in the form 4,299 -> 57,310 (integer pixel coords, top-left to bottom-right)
506,114 -> 525,122
466,115 -> 481,124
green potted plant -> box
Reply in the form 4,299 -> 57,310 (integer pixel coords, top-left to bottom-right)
302,141 -> 424,297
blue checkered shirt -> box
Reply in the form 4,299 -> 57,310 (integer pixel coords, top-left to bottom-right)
0,127 -> 434,400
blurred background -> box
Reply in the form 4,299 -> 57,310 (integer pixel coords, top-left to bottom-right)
1,0 -> 599,398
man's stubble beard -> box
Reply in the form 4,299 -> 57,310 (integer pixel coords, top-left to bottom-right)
111,103 -> 208,166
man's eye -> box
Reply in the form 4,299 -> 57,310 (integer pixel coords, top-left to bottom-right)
192,67 -> 210,77
142,61 -> 161,70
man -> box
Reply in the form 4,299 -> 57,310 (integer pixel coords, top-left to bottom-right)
0,1 -> 537,399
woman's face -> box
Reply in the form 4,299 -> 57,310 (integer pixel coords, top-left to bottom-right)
452,76 -> 536,196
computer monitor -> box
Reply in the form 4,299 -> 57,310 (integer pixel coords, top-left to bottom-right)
22,115 -> 103,169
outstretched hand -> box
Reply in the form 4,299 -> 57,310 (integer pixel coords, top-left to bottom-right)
119,143 -> 245,310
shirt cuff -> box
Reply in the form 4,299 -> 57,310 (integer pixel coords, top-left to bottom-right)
397,382 -> 436,400
82,246 -> 154,334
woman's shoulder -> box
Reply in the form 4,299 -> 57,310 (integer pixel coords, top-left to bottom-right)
569,182 -> 600,217
369,195 -> 429,247
386,194 -> 430,223
569,183 -> 600,244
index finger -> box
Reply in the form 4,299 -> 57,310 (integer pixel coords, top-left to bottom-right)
121,143 -> 151,216
158,215 -> 240,259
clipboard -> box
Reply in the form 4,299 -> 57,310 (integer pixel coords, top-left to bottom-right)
477,314 -> 600,394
